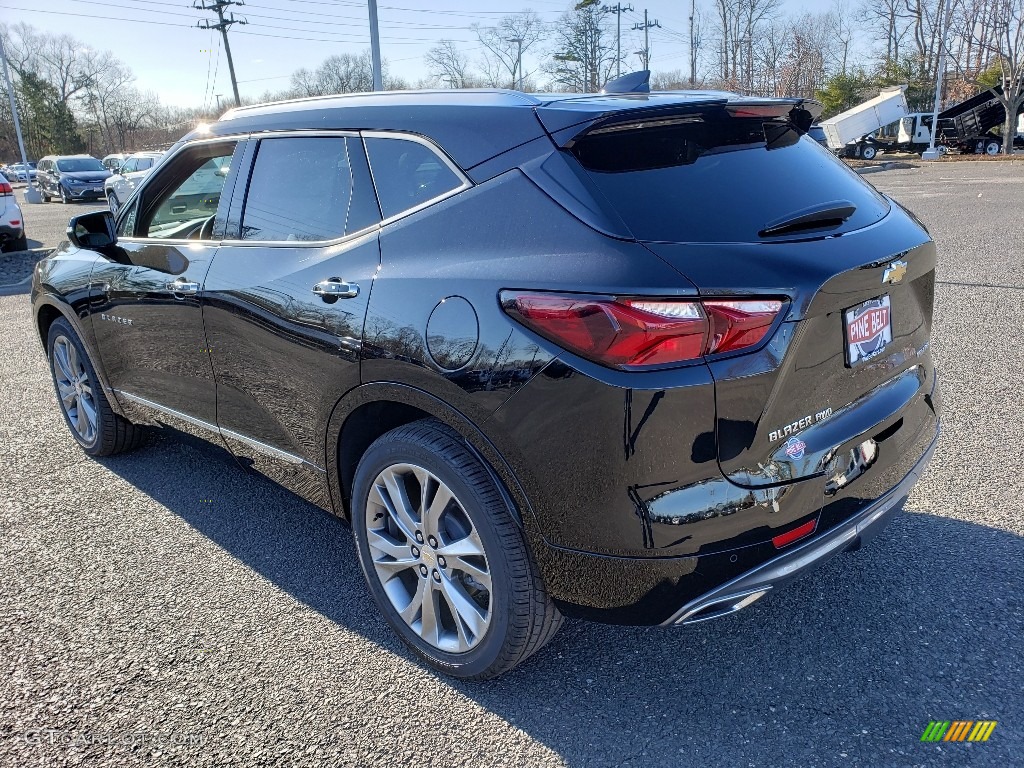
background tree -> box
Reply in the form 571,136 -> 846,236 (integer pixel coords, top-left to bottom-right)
816,69 -> 875,116
473,11 -> 547,90
546,1 -> 615,93
424,41 -> 474,88
288,51 -> 406,97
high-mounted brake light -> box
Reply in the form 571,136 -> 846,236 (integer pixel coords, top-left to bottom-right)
500,292 -> 783,370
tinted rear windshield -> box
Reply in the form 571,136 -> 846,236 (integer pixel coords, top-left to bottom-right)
569,112 -> 890,243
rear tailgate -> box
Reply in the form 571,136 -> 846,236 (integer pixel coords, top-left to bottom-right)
561,98 -> 939,512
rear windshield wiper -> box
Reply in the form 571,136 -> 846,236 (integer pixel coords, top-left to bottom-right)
758,200 -> 857,238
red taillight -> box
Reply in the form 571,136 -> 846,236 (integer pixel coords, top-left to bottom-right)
703,300 -> 782,354
0,181 -> 12,195
772,518 -> 817,549
500,291 -> 783,369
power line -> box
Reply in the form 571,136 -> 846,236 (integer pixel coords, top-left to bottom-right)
632,9 -> 661,70
194,0 -> 246,107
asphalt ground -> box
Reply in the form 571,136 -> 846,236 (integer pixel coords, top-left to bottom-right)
1,161 -> 1022,767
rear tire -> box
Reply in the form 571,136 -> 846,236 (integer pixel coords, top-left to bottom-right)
984,139 -> 1001,156
46,317 -> 145,457
861,145 -> 877,160
351,419 -> 561,679
108,193 -> 120,215
1,234 -> 27,253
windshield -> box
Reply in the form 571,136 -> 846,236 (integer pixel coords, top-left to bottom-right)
57,158 -> 105,173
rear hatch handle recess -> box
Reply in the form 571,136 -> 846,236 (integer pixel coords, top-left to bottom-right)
758,200 -> 857,238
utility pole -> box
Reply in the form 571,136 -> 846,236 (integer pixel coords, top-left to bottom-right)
608,3 -> 633,79
0,35 -> 40,203
688,0 -> 697,87
367,0 -> 383,91
507,36 -> 523,90
194,1 -> 246,107
632,9 -> 660,70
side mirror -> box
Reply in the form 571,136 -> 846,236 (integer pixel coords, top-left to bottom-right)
67,210 -> 117,249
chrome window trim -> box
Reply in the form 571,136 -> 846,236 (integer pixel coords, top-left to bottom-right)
116,390 -> 323,471
220,225 -> 379,250
116,134 -> 247,246
361,130 -> 473,227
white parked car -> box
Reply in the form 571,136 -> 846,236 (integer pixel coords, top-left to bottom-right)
104,151 -> 164,215
1,177 -> 27,252
4,162 -> 37,183
102,153 -> 129,173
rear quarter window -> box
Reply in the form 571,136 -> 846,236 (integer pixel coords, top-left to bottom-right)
364,136 -> 465,219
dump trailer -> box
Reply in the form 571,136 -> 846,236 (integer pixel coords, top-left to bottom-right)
936,85 -> 1024,154
819,86 -> 909,157
838,86 -> 1023,158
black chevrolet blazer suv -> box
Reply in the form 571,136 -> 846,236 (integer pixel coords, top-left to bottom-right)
31,77 -> 940,679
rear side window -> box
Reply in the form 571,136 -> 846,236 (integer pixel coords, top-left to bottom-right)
569,112 -> 890,243
364,136 -> 464,219
240,136 -> 380,242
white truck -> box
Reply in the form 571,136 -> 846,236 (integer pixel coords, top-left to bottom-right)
819,86 -> 909,159
821,84 -> 1024,159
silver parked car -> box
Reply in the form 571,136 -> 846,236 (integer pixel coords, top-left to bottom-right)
104,151 -> 164,214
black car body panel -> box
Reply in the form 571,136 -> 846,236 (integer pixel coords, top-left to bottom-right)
31,87 -> 940,628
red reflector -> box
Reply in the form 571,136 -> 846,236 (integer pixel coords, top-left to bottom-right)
500,291 -> 782,370
772,518 -> 817,549
9,220 -> 19,226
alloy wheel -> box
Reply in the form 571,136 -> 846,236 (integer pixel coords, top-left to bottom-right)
365,463 -> 492,653
52,335 -> 98,444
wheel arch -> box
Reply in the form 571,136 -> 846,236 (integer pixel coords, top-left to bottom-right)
34,294 -> 125,418
325,382 -> 537,536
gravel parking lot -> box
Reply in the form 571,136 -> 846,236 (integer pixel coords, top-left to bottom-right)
0,195 -> 105,291
1,162 -> 1021,767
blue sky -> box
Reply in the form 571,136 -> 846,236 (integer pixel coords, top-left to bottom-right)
0,0 -> 835,107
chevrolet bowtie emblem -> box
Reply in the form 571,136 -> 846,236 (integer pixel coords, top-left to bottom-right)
883,259 -> 908,285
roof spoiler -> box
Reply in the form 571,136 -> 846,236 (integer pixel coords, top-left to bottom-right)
601,70 -> 651,94
546,97 -> 822,148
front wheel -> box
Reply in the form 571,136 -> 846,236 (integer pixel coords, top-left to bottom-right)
47,318 -> 144,456
351,420 -> 561,679
59,185 -> 70,204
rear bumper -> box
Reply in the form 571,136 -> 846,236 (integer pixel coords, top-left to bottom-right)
533,423 -> 938,626
0,223 -> 24,241
661,424 -> 937,625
